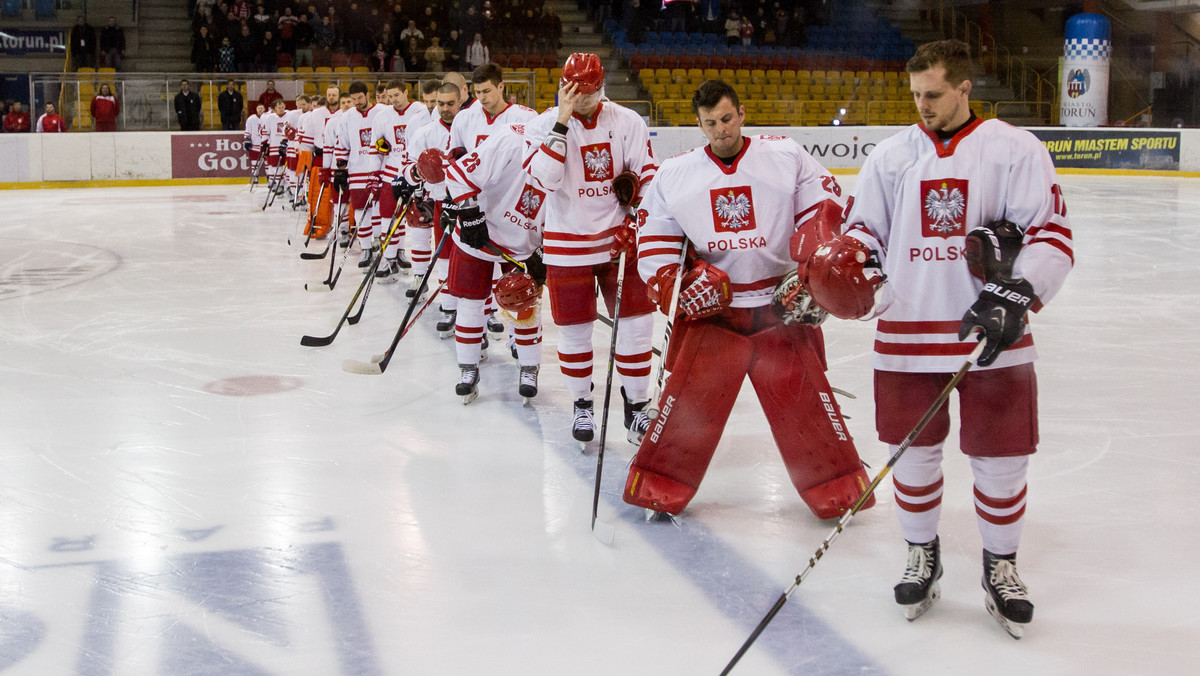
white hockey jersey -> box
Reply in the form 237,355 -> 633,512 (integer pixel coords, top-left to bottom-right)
637,135 -> 844,308
283,108 -> 302,159
449,101 -> 537,154
298,106 -> 329,152
845,117 -> 1074,373
260,110 -> 287,154
524,101 -> 657,267
320,108 -> 344,170
443,123 -> 543,261
244,113 -> 263,148
333,107 -> 383,189
371,100 -> 432,182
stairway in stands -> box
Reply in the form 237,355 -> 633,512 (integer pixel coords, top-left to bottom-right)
126,0 -> 193,72
545,0 -> 641,104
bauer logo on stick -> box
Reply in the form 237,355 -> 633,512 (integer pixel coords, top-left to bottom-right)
920,178 -> 968,238
711,186 -> 757,233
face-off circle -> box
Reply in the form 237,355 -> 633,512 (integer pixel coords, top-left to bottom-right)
0,239 -> 122,302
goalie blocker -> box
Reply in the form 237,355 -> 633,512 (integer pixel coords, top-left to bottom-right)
625,258 -> 874,519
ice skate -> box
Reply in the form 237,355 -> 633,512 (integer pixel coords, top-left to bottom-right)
456,365 -> 479,405
436,308 -> 456,338
895,537 -> 943,621
337,230 -> 352,249
405,275 -> 426,299
486,311 -> 504,335
518,364 -> 539,403
507,333 -> 517,359
395,249 -> 412,270
982,550 -> 1033,639
572,398 -> 595,447
621,387 -> 651,445
357,248 -> 374,268
479,334 -> 489,362
375,257 -> 401,284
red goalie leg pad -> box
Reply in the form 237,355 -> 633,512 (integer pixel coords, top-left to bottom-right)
746,318 -> 874,519
799,467 -> 875,520
624,465 -> 697,515
622,318 -> 753,514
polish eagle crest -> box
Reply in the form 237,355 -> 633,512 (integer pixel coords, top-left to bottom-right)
924,183 -> 966,234
714,189 -> 753,231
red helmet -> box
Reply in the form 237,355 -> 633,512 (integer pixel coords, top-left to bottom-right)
804,236 -> 884,320
560,53 -> 605,95
494,270 -> 540,312
405,198 -> 434,229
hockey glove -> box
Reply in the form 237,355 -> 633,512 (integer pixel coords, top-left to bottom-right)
609,214 -> 638,259
958,277 -> 1037,367
649,260 -> 733,320
312,146 -> 323,159
771,269 -> 829,326
393,173 -> 421,202
457,198 -> 490,250
375,136 -> 391,154
365,174 -> 381,195
242,140 -> 252,152
439,196 -> 457,231
278,138 -> 288,158
332,161 -> 349,193
260,141 -> 269,153
523,248 -> 547,287
612,170 -> 640,207
965,220 -> 1024,283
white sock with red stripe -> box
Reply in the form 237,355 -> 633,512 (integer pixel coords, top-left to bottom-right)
454,297 -> 487,366
386,216 -> 405,259
891,443 -> 945,545
411,228 -> 432,276
970,456 -> 1029,556
557,322 -> 594,401
514,320 -> 542,367
614,313 -> 654,401
371,199 -> 383,241
356,206 -> 372,247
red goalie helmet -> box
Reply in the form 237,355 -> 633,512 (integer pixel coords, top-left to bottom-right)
494,270 -> 540,312
560,53 -> 605,95
804,236 -> 885,320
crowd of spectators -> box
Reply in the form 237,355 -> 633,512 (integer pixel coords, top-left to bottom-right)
189,0 -> 564,73
68,15 -> 128,70
585,0 -> 832,48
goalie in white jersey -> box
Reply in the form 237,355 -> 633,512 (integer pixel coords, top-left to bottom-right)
524,53 -> 659,445
624,80 -> 873,520
808,40 -> 1074,637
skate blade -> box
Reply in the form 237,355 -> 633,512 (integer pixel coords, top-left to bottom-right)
437,331 -> 454,339
985,593 -> 1026,639
626,429 -> 646,446
644,509 -> 682,527
461,391 -> 478,405
903,583 -> 941,621
522,396 -> 533,407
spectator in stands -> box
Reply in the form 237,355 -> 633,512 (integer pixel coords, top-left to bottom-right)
424,37 -> 446,72
70,16 -> 97,69
389,48 -> 407,72
698,0 -> 722,34
325,6 -> 343,48
4,102 -> 31,133
345,2 -> 368,54
278,6 -> 300,58
739,14 -> 754,46
405,37 -> 424,71
465,32 -> 489,70
193,6 -> 219,42
252,5 -> 272,36
100,16 -> 126,71
218,80 -> 244,130
400,20 -> 424,46
36,103 -> 67,133
375,23 -> 397,55
461,5 -> 483,41
315,15 -> 335,50
724,9 -> 741,46
231,0 -> 250,21
545,9 -> 563,50
294,13 -> 315,66
219,37 -> 236,72
256,29 -> 280,72
371,43 -> 389,71
175,81 -> 203,131
258,80 -> 283,110
236,24 -> 257,72
192,25 -> 218,72
444,29 -> 465,72
91,84 -> 120,131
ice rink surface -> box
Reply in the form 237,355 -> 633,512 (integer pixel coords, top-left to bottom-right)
0,173 -> 1197,675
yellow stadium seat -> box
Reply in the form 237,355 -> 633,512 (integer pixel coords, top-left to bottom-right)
734,69 -> 753,84
750,68 -> 766,83
670,68 -> 686,83
334,66 -> 351,73
315,66 -> 333,73
77,67 -> 95,73
687,68 -> 703,81
297,66 -> 314,73
703,68 -> 719,81
746,83 -> 764,99
351,66 -> 369,73
654,68 -> 671,82
719,68 -> 736,81
639,68 -> 655,83
765,70 -> 782,84
278,66 -> 295,73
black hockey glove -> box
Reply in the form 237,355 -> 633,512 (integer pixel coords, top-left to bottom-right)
457,199 -> 490,250
312,146 -> 323,159
392,173 -> 420,203
523,248 -> 547,287
277,138 -> 288,158
332,160 -> 349,193
242,140 -> 252,152
958,277 -> 1036,367
439,196 -> 457,232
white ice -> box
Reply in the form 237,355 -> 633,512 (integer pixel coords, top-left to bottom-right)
0,174 -> 1197,675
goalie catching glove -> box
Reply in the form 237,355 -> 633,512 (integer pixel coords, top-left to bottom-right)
803,235 -> 885,320
456,197 -> 490,250
959,277 -> 1036,367
771,270 -> 828,326
648,259 -> 733,320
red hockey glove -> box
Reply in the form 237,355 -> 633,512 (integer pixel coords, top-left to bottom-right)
609,214 -> 638,259
416,147 -> 447,184
649,260 -> 733,320
284,126 -> 296,141
790,198 -> 844,276
612,170 -> 640,207
365,174 -> 381,195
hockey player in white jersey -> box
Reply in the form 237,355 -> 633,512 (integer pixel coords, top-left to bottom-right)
260,99 -> 289,194
243,103 -> 267,181
332,82 -> 385,267
282,95 -> 309,203
323,92 -> 354,246
425,123 -> 545,403
398,81 -> 464,302
807,40 -> 1074,637
524,53 -> 659,444
623,79 -> 873,520
371,80 -> 432,282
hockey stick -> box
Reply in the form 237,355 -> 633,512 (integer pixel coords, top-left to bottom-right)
590,249 -> 627,545
718,339 -> 987,675
305,200 -> 349,289
646,243 -> 689,420
261,154 -> 288,211
341,230 -> 455,374
286,168 -> 313,246
248,150 -> 267,192
347,200 -> 412,326
309,193 -> 377,292
299,201 -> 399,347
302,179 -> 327,248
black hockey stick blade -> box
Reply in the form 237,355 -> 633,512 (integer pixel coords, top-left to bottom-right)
300,239 -> 333,260
300,329 -> 340,347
